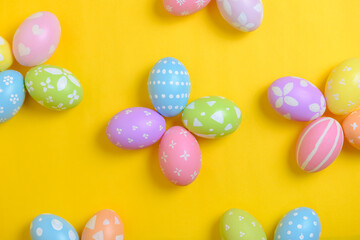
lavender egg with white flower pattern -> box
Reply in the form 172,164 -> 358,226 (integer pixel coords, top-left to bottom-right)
268,77 -> 326,122
106,107 -> 166,150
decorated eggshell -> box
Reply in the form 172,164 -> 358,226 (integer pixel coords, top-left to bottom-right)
107,107 -> 166,150
82,209 -> 124,240
0,70 -> 25,123
159,126 -> 201,186
216,0 -> 263,32
181,96 -> 241,138
220,208 -> 267,240
148,57 -> 190,117
342,110 -> 360,150
0,36 -> 13,71
25,65 -> 83,110
296,117 -> 343,173
274,207 -> 321,240
325,58 -> 360,115
163,0 -> 211,16
13,11 -> 61,67
268,76 -> 326,122
30,213 -> 79,240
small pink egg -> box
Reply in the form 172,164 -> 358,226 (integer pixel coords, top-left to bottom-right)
13,11 -> 61,67
296,117 -> 344,173
163,0 -> 211,16
159,126 -> 201,186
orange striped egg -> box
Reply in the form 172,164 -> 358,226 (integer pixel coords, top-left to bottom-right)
342,110 -> 360,150
296,117 -> 344,172
81,209 -> 124,240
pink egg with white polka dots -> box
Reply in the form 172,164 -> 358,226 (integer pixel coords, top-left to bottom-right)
13,11 -> 61,67
159,126 -> 201,186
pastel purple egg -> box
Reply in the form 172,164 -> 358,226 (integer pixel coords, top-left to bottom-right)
268,76 -> 326,122
106,107 -> 166,150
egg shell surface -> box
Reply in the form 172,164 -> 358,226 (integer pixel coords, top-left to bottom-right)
13,11 -> 61,67
296,117 -> 343,173
163,0 -> 211,16
268,76 -> 326,122
0,70 -> 25,123
148,57 -> 190,117
0,36 -> 13,71
30,213 -> 79,240
274,207 -> 321,240
216,0 -> 263,32
159,126 -> 201,186
106,107 -> 166,150
82,209 -> 124,240
342,110 -> 360,150
25,65 -> 83,110
219,208 -> 267,240
325,58 -> 360,115
181,96 -> 241,138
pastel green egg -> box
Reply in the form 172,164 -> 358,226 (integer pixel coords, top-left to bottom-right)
25,65 -> 83,111
0,36 -> 13,71
181,96 -> 242,138
220,209 -> 267,240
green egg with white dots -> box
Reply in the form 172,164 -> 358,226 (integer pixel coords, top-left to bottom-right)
220,209 -> 267,240
181,96 -> 242,138
25,65 -> 83,111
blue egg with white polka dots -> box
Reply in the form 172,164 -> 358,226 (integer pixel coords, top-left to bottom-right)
148,57 -> 190,117
30,213 -> 79,240
274,207 -> 321,240
0,70 -> 25,123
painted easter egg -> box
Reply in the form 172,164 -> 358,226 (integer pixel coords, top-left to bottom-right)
107,107 -> 166,150
82,209 -> 124,240
274,207 -> 321,240
159,126 -> 201,186
181,96 -> 241,138
296,117 -> 344,173
13,11 -> 61,67
216,0 -> 263,32
163,0 -> 211,16
148,57 -> 190,117
342,110 -> 360,150
30,213 -> 79,240
325,58 -> 360,115
268,76 -> 326,122
0,36 -> 13,71
220,208 -> 267,240
0,70 -> 25,123
25,65 -> 83,110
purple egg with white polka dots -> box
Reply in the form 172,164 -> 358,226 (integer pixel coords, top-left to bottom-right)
106,107 -> 166,150
268,76 -> 326,122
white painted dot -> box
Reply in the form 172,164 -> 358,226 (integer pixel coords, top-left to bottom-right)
310,233 -> 314,238
294,212 -> 298,216
36,228 -> 43,237
153,81 -> 155,84
39,218 -> 42,222
186,82 -> 188,85
162,69 -> 166,74
287,230 -> 291,235
162,106 -> 165,109
181,94 -> 184,98
175,71 -> 179,75
157,106 -> 160,109
154,94 -> 158,99
181,82 -> 184,85
162,81 -> 166,85
51,219 -> 63,231
297,224 -> 302,229
172,61 -> 175,64
209,129 -> 213,132
303,216 -> 308,220
157,81 -> 160,84
175,106 -> 179,109
170,81 -> 173,85
185,94 -> 188,97
176,82 -> 179,85
180,71 -> 184,75
168,106 -> 172,110
169,94 -> 174,99
288,221 -> 293,225
169,70 -> 173,74
185,72 -> 188,75
226,108 -> 230,110
312,211 -> 316,215
156,69 -> 160,73
161,94 -> 165,98
152,70 -> 155,74
313,221 -> 317,226
201,112 -> 205,116
277,235 -> 281,239
180,106 -> 183,109
69,230 -> 76,240
163,60 -> 167,64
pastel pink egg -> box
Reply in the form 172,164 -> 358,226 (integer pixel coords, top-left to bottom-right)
159,126 -> 201,186
13,11 -> 61,67
296,117 -> 344,173
163,0 -> 211,16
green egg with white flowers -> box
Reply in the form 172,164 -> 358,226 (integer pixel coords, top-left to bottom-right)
181,96 -> 242,138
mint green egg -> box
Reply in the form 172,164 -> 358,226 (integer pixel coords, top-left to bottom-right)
25,65 -> 83,111
181,96 -> 242,138
220,209 -> 267,240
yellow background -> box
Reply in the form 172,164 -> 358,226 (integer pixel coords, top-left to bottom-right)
0,0 -> 359,239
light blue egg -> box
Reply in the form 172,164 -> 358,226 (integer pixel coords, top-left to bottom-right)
30,214 -> 79,240
0,70 -> 25,123
274,207 -> 321,240
148,57 -> 190,117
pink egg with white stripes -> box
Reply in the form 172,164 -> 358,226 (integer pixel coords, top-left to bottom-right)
296,117 -> 344,173
163,0 -> 211,16
159,126 -> 201,186
107,107 -> 166,150
216,0 -> 263,32
13,11 -> 61,67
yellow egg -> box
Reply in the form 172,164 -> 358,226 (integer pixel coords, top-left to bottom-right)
0,36 -> 13,71
325,58 -> 360,115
